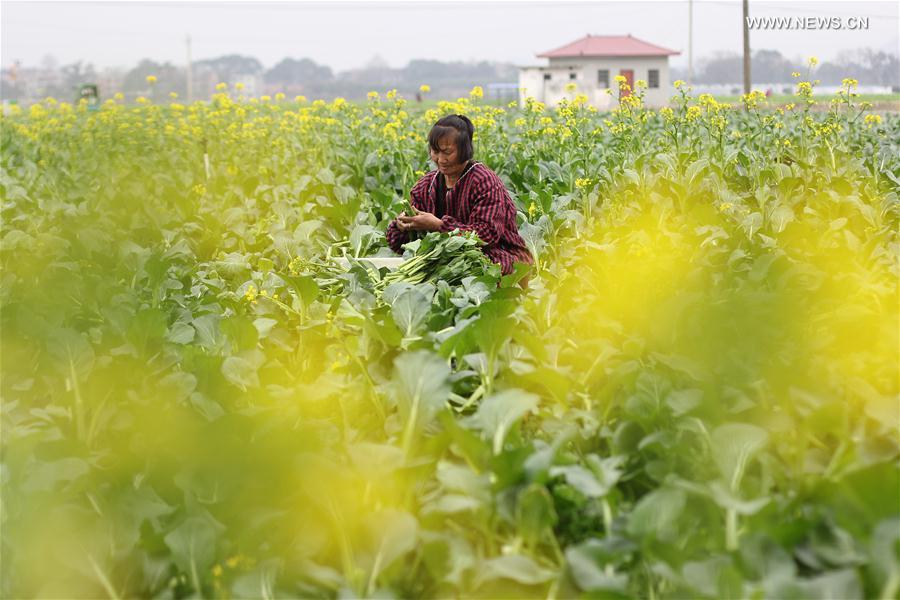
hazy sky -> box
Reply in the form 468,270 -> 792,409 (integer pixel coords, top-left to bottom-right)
2,0 -> 898,72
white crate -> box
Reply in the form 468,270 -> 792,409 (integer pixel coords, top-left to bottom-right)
332,257 -> 406,271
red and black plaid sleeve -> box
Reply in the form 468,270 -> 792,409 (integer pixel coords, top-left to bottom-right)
439,177 -> 502,242
439,168 -> 534,275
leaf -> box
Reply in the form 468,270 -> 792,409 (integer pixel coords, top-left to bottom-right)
471,389 -> 539,454
666,388 -> 703,416
627,487 -> 687,542
390,287 -> 431,338
190,392 -> 226,421
516,484 -> 557,548
474,554 -> 556,587
685,158 -> 709,186
393,351 -> 451,445
741,212 -> 764,239
158,371 -> 197,403
707,480 -> 770,515
191,314 -> 223,351
285,275 -> 319,307
164,515 -> 225,592
347,443 -> 405,477
46,328 -> 95,381
868,518 -> 900,597
232,559 -> 281,600
566,540 -> 631,593
316,167 -> 335,185
253,317 -> 278,339
21,458 -> 91,493
166,321 -> 196,344
710,423 -> 768,491
221,355 -> 259,391
362,510 -> 418,580
550,465 -> 608,498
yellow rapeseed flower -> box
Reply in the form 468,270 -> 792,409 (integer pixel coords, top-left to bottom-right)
673,80 -> 685,89
470,86 -> 484,99
215,82 -> 228,91
419,84 -> 430,93
146,75 -> 157,84
564,82 -> 577,93
864,114 -> 882,128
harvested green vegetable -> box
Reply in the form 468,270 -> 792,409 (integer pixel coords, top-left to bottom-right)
375,230 -> 500,294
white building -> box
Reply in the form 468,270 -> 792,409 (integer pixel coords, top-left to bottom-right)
519,34 -> 680,109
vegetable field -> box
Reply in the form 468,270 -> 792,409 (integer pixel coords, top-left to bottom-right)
1,75 -> 899,599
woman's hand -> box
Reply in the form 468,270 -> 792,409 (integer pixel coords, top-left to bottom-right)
397,208 -> 442,232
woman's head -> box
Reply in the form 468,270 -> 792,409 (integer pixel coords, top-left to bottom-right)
428,114 -> 474,174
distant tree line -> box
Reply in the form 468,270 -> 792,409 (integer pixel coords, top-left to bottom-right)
672,48 -> 899,86
0,54 -> 519,102
3,47 -> 897,104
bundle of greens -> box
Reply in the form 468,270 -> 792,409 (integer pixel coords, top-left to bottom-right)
375,230 -> 500,293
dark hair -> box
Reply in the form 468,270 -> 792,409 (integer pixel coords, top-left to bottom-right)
428,114 -> 474,163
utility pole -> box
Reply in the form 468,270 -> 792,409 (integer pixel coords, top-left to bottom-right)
742,0 -> 751,94
688,0 -> 693,84
186,34 -> 193,102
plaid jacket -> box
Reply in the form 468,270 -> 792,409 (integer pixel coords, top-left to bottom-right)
386,162 -> 534,275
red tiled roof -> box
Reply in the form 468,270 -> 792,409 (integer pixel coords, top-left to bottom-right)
538,34 -> 680,58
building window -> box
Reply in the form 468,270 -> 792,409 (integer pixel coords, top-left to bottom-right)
569,72 -> 577,80
597,69 -> 609,87
543,73 -> 552,81
648,69 -> 660,88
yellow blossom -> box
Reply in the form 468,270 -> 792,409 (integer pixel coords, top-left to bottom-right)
470,86 -> 484,99
564,82 -> 577,93
216,82 -> 228,91
419,84 -> 430,93
864,114 -> 882,128
146,75 -> 157,84
673,80 -> 685,89
575,177 -> 593,190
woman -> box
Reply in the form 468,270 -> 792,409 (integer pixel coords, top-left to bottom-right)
386,114 -> 533,282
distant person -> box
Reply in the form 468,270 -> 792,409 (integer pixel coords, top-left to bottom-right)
386,114 -> 533,285
416,92 -> 422,103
